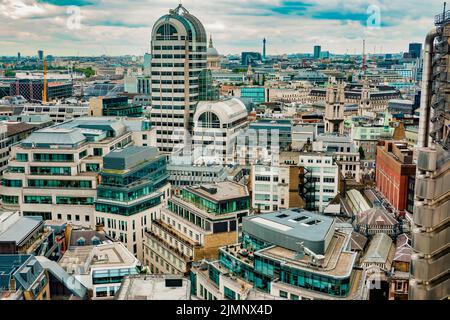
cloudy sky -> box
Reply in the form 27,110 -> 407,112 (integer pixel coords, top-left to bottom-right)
0,0 -> 445,57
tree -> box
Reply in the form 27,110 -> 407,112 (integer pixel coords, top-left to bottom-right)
4,70 -> 16,77
358,146 -> 366,160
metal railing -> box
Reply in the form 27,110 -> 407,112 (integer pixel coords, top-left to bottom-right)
435,10 -> 450,25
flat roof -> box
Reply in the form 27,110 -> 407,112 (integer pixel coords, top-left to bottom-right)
103,146 -> 159,171
115,275 -> 190,300
0,217 -> 43,246
59,242 -> 138,273
244,210 -> 335,243
186,181 -> 249,202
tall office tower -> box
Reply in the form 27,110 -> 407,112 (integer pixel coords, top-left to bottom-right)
38,50 -> 44,61
409,42 -> 423,59
17,52 -> 21,61
409,8 -> 450,300
263,38 -> 267,61
324,82 -> 345,135
314,45 -> 321,60
150,4 -> 207,153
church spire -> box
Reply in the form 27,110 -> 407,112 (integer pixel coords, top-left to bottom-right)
209,35 -> 213,48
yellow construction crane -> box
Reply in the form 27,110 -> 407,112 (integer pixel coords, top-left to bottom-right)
42,59 -> 47,105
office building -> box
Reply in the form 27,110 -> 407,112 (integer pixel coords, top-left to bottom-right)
166,164 -> 227,189
250,164 -> 303,213
376,141 -> 416,213
314,45 -> 321,60
150,4 -> 207,152
0,210 -> 60,257
94,146 -> 170,261
410,10 -> 450,300
0,118 -> 133,226
59,241 -> 140,299
237,119 -> 292,165
240,86 -> 265,105
38,50 -> 44,61
408,43 -> 422,59
241,52 -> 262,66
19,104 -> 89,123
89,96 -> 142,118
191,210 -> 367,300
198,69 -> 220,101
299,152 -> 340,212
193,98 -> 248,164
351,124 -> 393,160
9,80 -> 73,103
144,182 -> 250,275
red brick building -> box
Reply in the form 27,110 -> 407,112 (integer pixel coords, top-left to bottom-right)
376,141 -> 416,213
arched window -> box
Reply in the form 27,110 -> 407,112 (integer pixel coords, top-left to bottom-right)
91,236 -> 101,246
198,112 -> 221,128
76,237 -> 86,246
156,23 -> 178,40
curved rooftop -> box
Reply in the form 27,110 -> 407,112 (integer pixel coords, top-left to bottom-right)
153,4 -> 207,43
207,36 -> 219,57
194,98 -> 248,125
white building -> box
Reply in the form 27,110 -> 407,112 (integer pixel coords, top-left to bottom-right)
150,4 -> 207,152
193,98 -> 248,165
59,241 -> 140,300
250,164 -> 303,213
0,119 -> 133,227
299,152 -> 340,212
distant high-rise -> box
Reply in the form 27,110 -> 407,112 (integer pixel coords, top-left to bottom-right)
409,8 -> 450,300
17,52 -> 21,61
409,42 -> 422,59
241,52 -> 262,66
314,45 -> 321,60
37,50 -> 44,61
149,4 -> 207,153
263,38 -> 267,61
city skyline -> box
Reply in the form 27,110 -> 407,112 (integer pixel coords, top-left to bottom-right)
0,0 -> 445,57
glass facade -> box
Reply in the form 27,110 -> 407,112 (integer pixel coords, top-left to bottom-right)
180,189 -> 249,215
240,87 -> 265,104
95,196 -> 161,216
219,233 -> 352,298
30,167 -> 71,176
92,267 -> 139,285
56,197 -> 94,205
2,179 -> 23,188
16,153 -> 28,162
2,195 -> 19,204
96,153 -> 168,216
8,167 -> 25,173
33,153 -> 74,162
28,179 -> 92,189
24,196 -> 52,204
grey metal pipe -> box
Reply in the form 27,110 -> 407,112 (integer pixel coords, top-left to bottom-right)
417,27 -> 438,148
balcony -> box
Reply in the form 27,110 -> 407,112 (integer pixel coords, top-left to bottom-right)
151,219 -> 200,248
146,229 -> 193,261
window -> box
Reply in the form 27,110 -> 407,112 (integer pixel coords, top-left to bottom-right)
279,291 -> 288,298
290,294 -> 299,300
57,214 -> 62,220
75,215 -> 80,221
142,134 -> 148,140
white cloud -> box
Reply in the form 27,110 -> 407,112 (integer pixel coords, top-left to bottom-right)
0,0 -> 445,56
